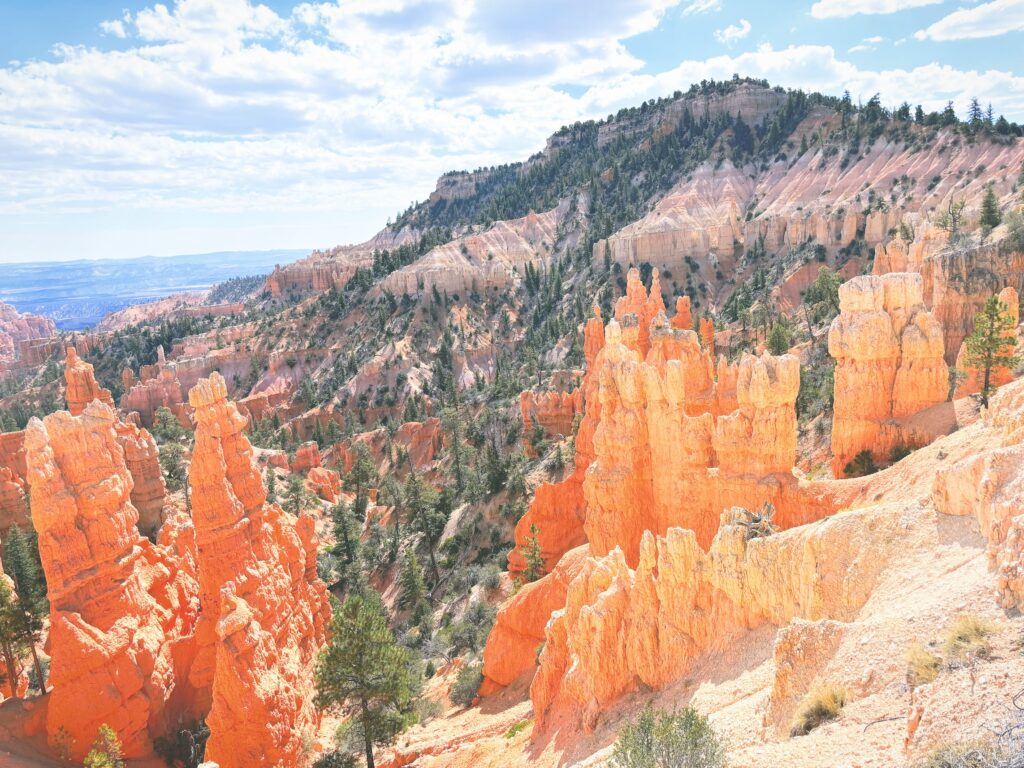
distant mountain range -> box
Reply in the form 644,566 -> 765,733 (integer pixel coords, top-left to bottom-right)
0,249 -> 308,330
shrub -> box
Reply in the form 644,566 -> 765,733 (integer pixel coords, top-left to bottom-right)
790,684 -> 850,736
313,751 -> 358,768
414,698 -> 443,724
906,642 -> 942,688
450,663 -> 483,708
505,720 -> 531,739
153,720 -> 210,768
943,615 -> 994,663
890,444 -> 912,463
612,706 -> 726,768
916,740 -> 998,768
844,450 -> 878,478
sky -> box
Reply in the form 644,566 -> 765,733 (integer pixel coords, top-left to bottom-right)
2,0 -> 1024,263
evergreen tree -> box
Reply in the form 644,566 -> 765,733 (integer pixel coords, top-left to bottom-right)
963,295 -> 1021,408
151,407 -> 186,443
767,323 -> 793,355
404,474 -> 444,582
0,578 -> 28,698
979,186 -> 1002,238
3,525 -> 46,692
286,474 -> 306,516
345,443 -> 379,511
266,469 -> 277,504
159,443 -> 187,492
314,597 -> 415,768
522,524 -> 544,582
396,550 -> 426,617
331,502 -> 364,594
84,724 -> 125,768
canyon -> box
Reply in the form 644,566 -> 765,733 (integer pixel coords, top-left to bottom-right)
0,79 -> 1022,768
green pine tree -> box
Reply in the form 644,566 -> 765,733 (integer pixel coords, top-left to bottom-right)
330,502 -> 364,595
0,578 -> 28,698
396,550 -> 426,617
314,596 -> 415,768
286,474 -> 306,516
266,469 -> 277,504
963,294 -> 1021,407
522,524 -> 544,583
84,724 -> 125,768
3,525 -> 47,692
979,186 -> 1002,239
767,323 -> 793,355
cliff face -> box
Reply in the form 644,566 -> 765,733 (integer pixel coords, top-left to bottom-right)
954,286 -> 1020,398
121,368 -> 190,429
382,207 -> 563,298
63,347 -> 115,416
0,430 -> 28,537
829,273 -> 948,475
519,389 -> 582,442
0,301 -> 56,369
933,378 -> 1024,610
188,373 -> 330,768
24,403 -> 202,760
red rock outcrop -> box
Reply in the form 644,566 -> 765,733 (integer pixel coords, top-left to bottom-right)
0,430 -> 28,537
0,301 -> 56,368
24,402 -> 202,760
113,421 -> 169,537
290,441 -> 322,473
307,466 -> 341,502
187,373 -> 330,768
121,368 -> 191,429
954,286 -> 1020,398
480,546 -> 590,695
63,347 -> 114,416
829,273 -> 948,475
519,389 -> 582,441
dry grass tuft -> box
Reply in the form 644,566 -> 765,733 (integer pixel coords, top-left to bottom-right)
942,615 -> 995,664
790,684 -> 850,737
907,641 -> 942,688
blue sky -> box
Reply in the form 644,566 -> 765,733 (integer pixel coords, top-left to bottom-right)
1,0 -> 1023,263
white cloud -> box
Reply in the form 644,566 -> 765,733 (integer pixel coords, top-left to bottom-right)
848,34 -> 883,52
99,19 -> 127,38
714,18 -> 751,46
811,0 -> 941,19
915,0 -> 1024,41
3,0 -> 1024,260
682,0 -> 722,15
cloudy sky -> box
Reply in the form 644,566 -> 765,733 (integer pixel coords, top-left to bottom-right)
2,0 -> 1023,262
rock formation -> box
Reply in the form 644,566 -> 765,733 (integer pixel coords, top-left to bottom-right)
933,378 -> 1024,610
24,403 -> 202,760
113,421 -> 169,537
0,301 -> 55,369
486,270 -> 835,694
188,373 -> 330,768
519,389 -> 582,441
954,286 -> 1020,398
121,368 -> 191,429
63,347 -> 114,415
829,273 -> 948,475
307,466 -> 341,502
0,430 -> 28,537
531,504 -> 910,731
